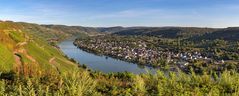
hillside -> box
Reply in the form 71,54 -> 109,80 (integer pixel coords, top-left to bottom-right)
97,26 -> 126,33
0,21 -> 77,73
188,27 -> 239,41
43,25 -> 129,35
7,22 -> 239,42
41,25 -> 238,41
42,25 -> 102,36
113,27 -> 217,38
11,23 -> 239,42
21,23 -> 70,40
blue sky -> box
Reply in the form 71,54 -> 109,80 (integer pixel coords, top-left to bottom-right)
0,0 -> 239,27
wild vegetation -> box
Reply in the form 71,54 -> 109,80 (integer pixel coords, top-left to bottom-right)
1,65 -> 239,95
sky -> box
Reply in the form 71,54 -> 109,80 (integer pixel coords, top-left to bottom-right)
0,0 -> 239,28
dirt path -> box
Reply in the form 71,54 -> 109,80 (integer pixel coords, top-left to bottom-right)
49,57 -> 61,74
14,41 -> 37,63
14,54 -> 21,67
16,42 -> 27,47
49,57 -> 56,64
14,48 -> 36,63
14,54 -> 22,74
25,53 -> 36,62
13,41 -> 37,71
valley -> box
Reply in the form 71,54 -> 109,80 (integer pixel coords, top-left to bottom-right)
59,40 -> 157,74
0,21 -> 239,95
74,31 -> 239,74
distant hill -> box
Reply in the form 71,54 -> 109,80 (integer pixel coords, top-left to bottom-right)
25,23 -> 239,41
42,25 -> 126,35
42,25 -> 239,41
42,25 -> 101,36
188,27 -> 239,41
113,27 -> 217,38
97,26 -> 125,33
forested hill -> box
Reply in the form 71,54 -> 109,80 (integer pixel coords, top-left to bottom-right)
42,24 -> 239,41
97,26 -> 125,33
44,25 -> 218,39
188,27 -> 239,41
21,22 -> 239,41
113,27 -> 218,38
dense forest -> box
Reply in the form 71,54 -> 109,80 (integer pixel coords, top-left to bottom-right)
114,27 -> 217,38
188,27 -> 239,41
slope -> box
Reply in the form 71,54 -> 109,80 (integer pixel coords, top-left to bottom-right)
114,27 -> 217,38
188,27 -> 239,41
0,21 -> 77,73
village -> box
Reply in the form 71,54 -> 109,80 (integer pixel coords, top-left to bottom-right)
74,36 -> 226,68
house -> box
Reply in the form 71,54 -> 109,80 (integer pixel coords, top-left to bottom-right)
178,61 -> 189,66
221,60 -> 225,64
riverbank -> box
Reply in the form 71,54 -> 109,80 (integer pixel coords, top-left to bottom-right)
73,35 -> 239,74
59,40 -> 158,74
72,35 -> 189,70
73,42 -> 152,66
72,40 -> 181,73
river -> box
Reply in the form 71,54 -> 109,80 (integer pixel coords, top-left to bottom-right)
59,40 -> 158,74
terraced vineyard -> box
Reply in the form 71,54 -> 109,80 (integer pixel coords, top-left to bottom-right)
0,21 -> 77,74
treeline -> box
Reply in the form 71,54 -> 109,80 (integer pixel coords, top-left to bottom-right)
114,27 -> 239,42
114,27 -> 217,38
10,21 -> 239,42
188,27 -> 239,41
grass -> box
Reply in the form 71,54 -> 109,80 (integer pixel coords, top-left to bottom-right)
25,36 -> 77,72
8,31 -> 25,43
0,21 -> 77,73
0,43 -> 14,72
25,42 -> 52,69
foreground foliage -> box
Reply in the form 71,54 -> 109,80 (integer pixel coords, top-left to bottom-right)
0,69 -> 99,96
1,68 -> 239,96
